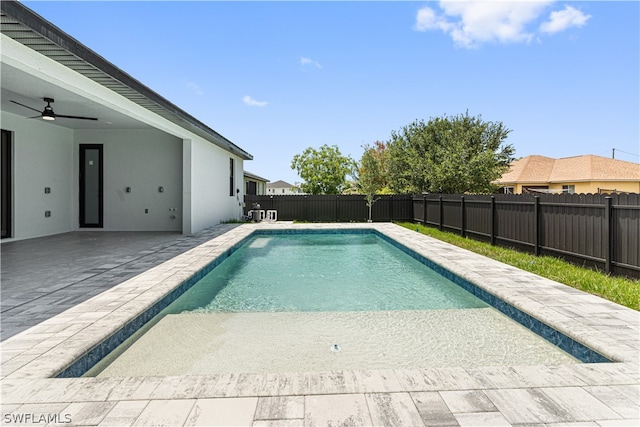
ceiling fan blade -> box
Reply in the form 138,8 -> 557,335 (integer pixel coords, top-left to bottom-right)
55,114 -> 98,121
10,100 -> 42,113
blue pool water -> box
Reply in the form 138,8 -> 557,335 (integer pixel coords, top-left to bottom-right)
163,233 -> 488,313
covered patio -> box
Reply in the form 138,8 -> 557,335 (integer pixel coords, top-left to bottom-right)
1,225 -> 240,341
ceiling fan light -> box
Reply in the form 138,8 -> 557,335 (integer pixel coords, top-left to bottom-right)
42,110 -> 55,121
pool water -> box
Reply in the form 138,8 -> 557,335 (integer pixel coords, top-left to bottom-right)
89,232 -> 579,377
167,234 -> 488,313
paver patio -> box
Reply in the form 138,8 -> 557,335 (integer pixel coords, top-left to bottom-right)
1,223 -> 638,426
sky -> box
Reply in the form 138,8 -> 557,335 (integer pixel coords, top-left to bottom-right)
23,0 -> 640,185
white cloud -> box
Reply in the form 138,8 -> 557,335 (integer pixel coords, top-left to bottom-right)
414,1 -> 588,48
415,6 -> 453,32
242,95 -> 268,107
540,5 -> 591,34
185,81 -> 204,96
300,56 -> 322,69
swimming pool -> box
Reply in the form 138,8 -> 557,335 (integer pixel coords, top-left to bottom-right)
5,223 -> 637,426
75,229 -> 610,378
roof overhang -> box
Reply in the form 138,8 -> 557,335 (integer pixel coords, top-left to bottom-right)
0,1 -> 252,160
243,170 -> 270,182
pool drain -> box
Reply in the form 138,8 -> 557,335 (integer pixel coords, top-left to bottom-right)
331,343 -> 341,352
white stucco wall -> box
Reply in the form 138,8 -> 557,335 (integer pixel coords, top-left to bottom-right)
184,138 -> 244,234
74,129 -> 182,231
0,111 -> 74,240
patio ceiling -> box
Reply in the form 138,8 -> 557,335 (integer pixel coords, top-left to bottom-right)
1,63 -> 148,131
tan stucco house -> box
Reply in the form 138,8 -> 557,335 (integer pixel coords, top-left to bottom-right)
495,155 -> 640,194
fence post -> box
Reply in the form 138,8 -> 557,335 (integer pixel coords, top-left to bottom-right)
460,196 -> 466,237
490,196 -> 496,245
604,196 -> 612,273
439,196 -> 443,231
389,195 -> 393,221
534,196 -> 540,256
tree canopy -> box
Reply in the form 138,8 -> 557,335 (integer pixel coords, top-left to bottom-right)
291,144 -> 356,195
386,112 -> 514,194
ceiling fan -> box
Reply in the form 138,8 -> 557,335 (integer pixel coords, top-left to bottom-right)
10,97 -> 98,121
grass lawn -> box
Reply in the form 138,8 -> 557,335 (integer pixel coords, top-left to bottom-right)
396,222 -> 640,311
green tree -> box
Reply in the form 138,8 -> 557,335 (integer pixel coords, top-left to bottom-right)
387,112 -> 514,194
291,144 -> 356,195
358,142 -> 388,221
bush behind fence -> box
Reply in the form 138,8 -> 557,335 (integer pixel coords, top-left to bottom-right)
244,193 -> 640,278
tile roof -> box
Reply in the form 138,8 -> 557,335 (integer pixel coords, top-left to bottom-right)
496,154 -> 640,184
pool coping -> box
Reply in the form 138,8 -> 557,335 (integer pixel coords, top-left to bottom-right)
2,222 -> 639,425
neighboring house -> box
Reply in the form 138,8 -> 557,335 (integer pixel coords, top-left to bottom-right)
0,2 -> 253,241
244,171 -> 268,195
266,180 -> 302,195
495,155 -> 640,195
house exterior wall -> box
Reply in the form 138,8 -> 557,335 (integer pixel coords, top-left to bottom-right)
510,181 -> 640,194
244,177 -> 267,195
184,138 -> 244,234
0,111 -> 74,240
576,181 -> 640,194
74,129 -> 183,231
267,186 -> 302,195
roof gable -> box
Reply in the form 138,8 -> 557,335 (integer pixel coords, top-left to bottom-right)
497,154 -> 640,184
498,155 -> 555,183
267,180 -> 294,188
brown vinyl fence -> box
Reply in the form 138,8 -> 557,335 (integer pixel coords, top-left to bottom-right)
244,194 -> 413,223
244,193 -> 640,278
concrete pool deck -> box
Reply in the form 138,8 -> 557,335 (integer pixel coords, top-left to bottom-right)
1,222 -> 638,426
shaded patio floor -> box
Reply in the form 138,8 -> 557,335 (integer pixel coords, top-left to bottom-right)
0,225 -> 240,341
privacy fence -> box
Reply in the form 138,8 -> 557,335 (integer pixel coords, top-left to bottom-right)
244,193 -> 640,278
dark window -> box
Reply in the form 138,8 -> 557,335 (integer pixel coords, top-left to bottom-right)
229,158 -> 235,196
1,129 -> 12,238
246,180 -> 257,195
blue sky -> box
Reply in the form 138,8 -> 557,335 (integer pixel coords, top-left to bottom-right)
24,1 -> 639,185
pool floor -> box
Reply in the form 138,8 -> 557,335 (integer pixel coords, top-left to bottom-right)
96,308 -> 577,377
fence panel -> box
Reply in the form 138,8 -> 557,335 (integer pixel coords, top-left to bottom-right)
538,194 -> 607,263
463,195 -> 492,240
244,194 -> 409,222
391,196 -> 414,221
441,196 -> 462,233
412,196 -> 425,223
613,193 -> 640,274
495,195 -> 535,249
